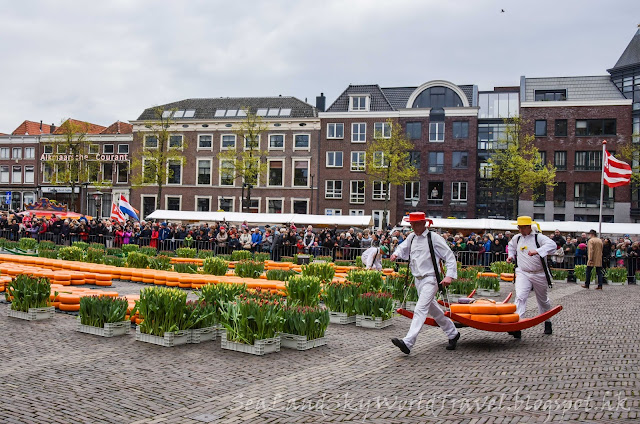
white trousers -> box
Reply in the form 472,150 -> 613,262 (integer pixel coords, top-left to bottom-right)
403,276 -> 458,349
515,269 -> 552,322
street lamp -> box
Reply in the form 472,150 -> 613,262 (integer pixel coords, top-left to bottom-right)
93,191 -> 103,220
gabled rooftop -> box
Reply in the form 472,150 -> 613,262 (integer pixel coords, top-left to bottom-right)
609,27 -> 640,72
53,119 -> 107,135
136,97 -> 317,121
12,120 -> 54,135
522,76 -> 626,102
101,121 -> 133,135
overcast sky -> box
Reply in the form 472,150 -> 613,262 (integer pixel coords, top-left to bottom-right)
0,0 -> 639,133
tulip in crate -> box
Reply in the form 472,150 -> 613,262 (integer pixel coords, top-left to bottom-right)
323,280 -> 359,324
77,295 -> 130,337
280,305 -> 329,350
184,300 -> 216,344
133,287 -> 191,347
6,275 -> 55,321
218,290 -> 284,355
355,292 -> 394,329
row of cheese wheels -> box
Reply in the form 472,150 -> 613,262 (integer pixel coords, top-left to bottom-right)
452,313 -> 520,323
450,303 -> 516,315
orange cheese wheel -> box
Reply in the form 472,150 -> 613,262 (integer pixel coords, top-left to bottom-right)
468,304 -> 498,315
470,314 -> 501,323
499,313 -> 520,323
166,281 -> 179,287
95,280 -> 112,286
452,313 -> 471,320
449,304 -> 470,313
494,303 -> 517,315
58,293 -> 81,304
481,272 -> 499,278
59,303 -> 80,312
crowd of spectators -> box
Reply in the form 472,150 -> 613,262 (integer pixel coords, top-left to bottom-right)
2,210 -> 639,279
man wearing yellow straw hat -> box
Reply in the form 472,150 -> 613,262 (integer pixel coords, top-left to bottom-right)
507,216 -> 557,338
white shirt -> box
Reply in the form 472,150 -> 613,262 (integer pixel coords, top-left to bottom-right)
507,232 -> 557,273
362,246 -> 382,271
393,231 -> 457,279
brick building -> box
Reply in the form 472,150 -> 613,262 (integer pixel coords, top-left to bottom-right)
0,119 -> 132,216
319,80 -> 478,228
130,97 -> 320,218
518,76 -> 633,222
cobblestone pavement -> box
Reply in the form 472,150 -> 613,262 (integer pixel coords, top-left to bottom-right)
1,280 -> 638,423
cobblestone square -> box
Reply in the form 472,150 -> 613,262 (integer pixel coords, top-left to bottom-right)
1,280 -> 638,423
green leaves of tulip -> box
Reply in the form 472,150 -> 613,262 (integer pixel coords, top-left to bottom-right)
198,282 -> 247,323
234,260 -> 264,278
285,275 -> 322,307
7,274 -> 51,312
202,257 -> 229,276
79,296 -> 128,327
301,263 -> 335,283
134,287 -> 188,336
346,270 -> 384,293
323,281 -> 360,315
355,292 -> 394,320
282,305 -> 329,340
219,292 -> 284,345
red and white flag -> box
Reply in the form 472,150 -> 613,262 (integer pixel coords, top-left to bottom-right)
110,202 -> 126,223
603,150 -> 632,188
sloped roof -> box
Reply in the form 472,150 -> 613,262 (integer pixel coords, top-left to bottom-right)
328,83 -> 476,112
326,85 -> 395,112
11,120 -> 54,135
522,76 -> 625,102
101,121 -> 133,134
53,119 -> 107,135
610,28 -> 640,71
136,97 -> 317,120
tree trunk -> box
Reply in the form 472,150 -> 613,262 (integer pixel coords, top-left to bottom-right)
246,184 -> 252,213
157,183 -> 163,211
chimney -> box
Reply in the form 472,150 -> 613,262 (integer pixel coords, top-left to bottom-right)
50,123 -> 56,133
40,120 -> 43,130
316,92 -> 326,112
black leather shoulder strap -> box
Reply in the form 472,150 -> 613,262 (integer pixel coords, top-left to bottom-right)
535,234 -> 553,288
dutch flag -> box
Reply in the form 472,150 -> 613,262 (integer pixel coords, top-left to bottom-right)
119,195 -> 139,221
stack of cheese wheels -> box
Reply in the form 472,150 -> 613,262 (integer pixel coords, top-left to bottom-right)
450,300 -> 519,323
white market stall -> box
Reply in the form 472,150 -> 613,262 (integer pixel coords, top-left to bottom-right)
401,217 -> 640,236
145,210 -> 373,228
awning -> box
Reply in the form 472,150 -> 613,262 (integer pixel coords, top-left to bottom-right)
145,210 -> 374,228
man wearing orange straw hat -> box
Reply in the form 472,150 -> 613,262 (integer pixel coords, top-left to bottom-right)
389,211 -> 460,353
507,216 -> 557,338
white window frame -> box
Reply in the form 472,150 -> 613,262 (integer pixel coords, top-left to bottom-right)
349,95 -> 370,111
117,144 -> 129,154
290,198 -> 310,214
144,135 -> 158,149
0,165 -> 9,183
142,158 -> 158,185
429,122 -> 445,142
244,134 -> 260,150
266,197 -> 285,213
43,145 -> 53,154
372,181 -> 389,200
266,197 -> 285,214
88,144 -> 99,154
195,195 -> 213,212
168,134 -> 184,150
116,162 -> 129,184
291,158 -> 310,188
218,196 -> 236,212
219,159 -> 236,186
103,144 -> 115,154
405,181 -> 420,201
12,147 -> 21,159
268,134 -> 285,151
350,151 -> 365,172
244,197 -> 261,213
374,122 -> 391,138
197,134 -> 214,151
196,158 -> 213,186
220,134 -> 236,150
57,144 -> 66,154
326,151 -> 343,168
373,151 -> 389,168
0,148 -> 9,159
325,180 -> 343,199
166,159 -> 183,185
451,182 -> 468,202
327,123 -> 344,139
242,157 -> 261,188
267,158 -> 285,187
42,163 -> 52,183
349,209 -> 365,216
325,208 -> 342,216
372,210 -> 390,230
12,165 -> 22,184
293,133 -> 311,151
350,180 -> 365,204
165,194 -> 182,211
351,123 -> 366,143
102,162 -> 114,182
140,194 -> 158,218
24,147 -> 35,159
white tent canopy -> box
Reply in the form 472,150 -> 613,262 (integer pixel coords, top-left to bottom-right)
401,217 -> 640,236
145,210 -> 374,228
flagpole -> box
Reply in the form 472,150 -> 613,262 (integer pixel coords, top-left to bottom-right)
598,140 -> 606,237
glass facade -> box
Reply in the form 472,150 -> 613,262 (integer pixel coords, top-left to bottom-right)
412,86 -> 464,108
478,92 -> 519,119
